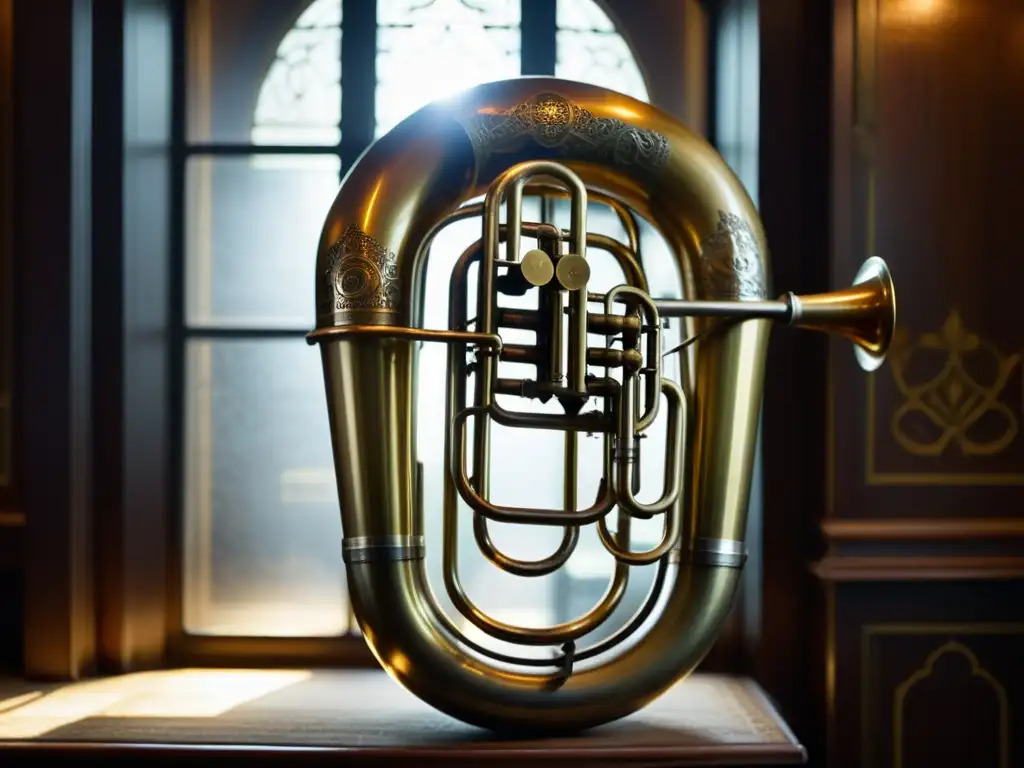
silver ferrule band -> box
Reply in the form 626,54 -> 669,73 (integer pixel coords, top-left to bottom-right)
785,292 -> 803,325
670,538 -> 746,568
342,535 -> 425,564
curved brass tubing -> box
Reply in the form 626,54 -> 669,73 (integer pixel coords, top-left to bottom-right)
343,547 -> 738,731
310,77 -> 894,734
440,242 -> 631,645
447,241 -> 582,579
520,180 -> 643,256
315,78 -> 768,732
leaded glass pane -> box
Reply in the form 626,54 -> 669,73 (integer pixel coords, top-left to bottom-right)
556,0 -> 615,31
555,0 -> 648,102
182,338 -> 348,638
379,0 -> 519,25
205,0 -> 658,642
251,0 -> 342,148
375,0 -> 521,138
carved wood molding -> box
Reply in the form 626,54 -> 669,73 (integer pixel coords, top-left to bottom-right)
0,0 -> 12,501
812,556 -> 1024,582
822,518 -> 1024,541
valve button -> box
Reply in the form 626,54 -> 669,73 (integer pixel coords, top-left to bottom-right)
556,253 -> 590,291
520,249 -> 554,287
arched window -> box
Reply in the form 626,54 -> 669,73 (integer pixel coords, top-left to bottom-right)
181,0 -> 686,653
249,0 -> 649,154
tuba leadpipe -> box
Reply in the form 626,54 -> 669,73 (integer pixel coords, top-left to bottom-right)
306,78 -> 896,734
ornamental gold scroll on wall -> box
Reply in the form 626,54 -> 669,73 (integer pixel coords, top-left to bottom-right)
883,310 -> 1021,460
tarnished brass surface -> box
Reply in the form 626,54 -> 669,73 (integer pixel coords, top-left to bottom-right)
306,78 -> 896,734
555,253 -> 590,291
520,248 -> 555,287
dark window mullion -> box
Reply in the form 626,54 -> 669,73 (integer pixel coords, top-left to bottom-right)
340,0 -> 378,173
167,0 -> 191,660
521,0 -> 557,76
522,0 -> 558,223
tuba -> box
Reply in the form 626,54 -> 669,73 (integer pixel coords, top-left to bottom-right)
306,78 -> 895,734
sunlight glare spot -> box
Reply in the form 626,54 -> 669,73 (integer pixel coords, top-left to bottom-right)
0,669 -> 312,739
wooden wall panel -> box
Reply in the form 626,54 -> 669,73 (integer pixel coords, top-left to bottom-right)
754,0 -> 832,742
15,0 -> 97,680
0,0 -> 14,515
824,579 -> 1023,768
0,0 -> 22,677
830,0 -> 1024,521
818,1 -> 1024,765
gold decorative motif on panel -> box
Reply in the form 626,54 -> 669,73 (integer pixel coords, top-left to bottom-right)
860,623 -> 1024,768
893,640 -> 1010,768
887,310 -> 1020,457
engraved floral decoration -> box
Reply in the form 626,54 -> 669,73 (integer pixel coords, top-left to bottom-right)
887,310 -> 1020,457
698,210 -> 767,301
461,92 -> 670,175
322,224 -> 401,313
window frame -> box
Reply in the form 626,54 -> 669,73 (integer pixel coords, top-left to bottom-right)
165,0 -> 663,667
16,0 -> 769,680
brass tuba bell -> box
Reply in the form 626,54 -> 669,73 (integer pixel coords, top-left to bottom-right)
305,78 -> 896,734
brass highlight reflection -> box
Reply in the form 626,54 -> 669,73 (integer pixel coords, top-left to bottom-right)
306,77 -> 896,733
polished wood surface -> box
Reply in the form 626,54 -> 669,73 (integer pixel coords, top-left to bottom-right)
0,670 -> 805,766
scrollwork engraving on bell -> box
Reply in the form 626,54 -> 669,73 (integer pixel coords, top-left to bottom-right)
323,223 -> 401,313
699,210 -> 768,301
459,92 -> 671,176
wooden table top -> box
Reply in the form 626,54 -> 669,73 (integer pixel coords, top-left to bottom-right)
0,669 -> 805,766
